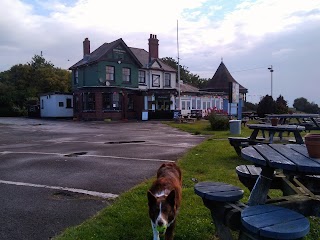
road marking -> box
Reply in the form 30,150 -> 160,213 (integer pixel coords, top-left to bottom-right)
44,140 -> 199,148
0,151 -> 175,163
0,180 -> 119,199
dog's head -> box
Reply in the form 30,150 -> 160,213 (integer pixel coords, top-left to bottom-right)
147,190 -> 176,235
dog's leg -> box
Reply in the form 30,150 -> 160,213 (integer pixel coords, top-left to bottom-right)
151,221 -> 160,240
164,221 -> 176,240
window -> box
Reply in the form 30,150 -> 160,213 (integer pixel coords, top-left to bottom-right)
138,70 -> 146,84
182,101 -> 186,110
147,96 -> 153,110
83,92 -> 95,111
202,101 -> 207,110
192,99 -> 196,109
181,100 -> 191,110
197,99 -> 201,109
207,101 -> 211,109
122,68 -> 131,82
59,102 -> 64,107
187,101 -> 191,110
164,73 -> 171,87
41,99 -> 44,109
102,92 -> 122,111
74,70 -> 79,84
152,74 -> 160,87
106,66 -> 115,81
66,98 -> 72,108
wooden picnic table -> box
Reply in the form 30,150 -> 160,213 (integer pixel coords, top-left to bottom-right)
195,144 -> 319,239
241,144 -> 320,213
247,124 -> 305,144
266,113 -> 320,130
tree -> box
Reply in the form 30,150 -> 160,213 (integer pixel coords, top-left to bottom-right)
161,57 -> 209,88
243,101 -> 258,112
293,97 -> 320,113
0,54 -> 71,116
275,95 -> 288,114
293,97 -> 309,112
257,95 -> 276,117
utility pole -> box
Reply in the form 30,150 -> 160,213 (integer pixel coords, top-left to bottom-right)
268,65 -> 274,97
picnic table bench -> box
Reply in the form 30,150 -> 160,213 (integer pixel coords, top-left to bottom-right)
239,205 -> 310,240
228,137 -> 265,156
194,180 -> 311,240
174,114 -> 197,123
194,182 -> 245,240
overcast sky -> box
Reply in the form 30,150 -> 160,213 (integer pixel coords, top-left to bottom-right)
1,0 -> 319,106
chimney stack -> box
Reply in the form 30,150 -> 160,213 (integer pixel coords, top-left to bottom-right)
148,34 -> 159,60
83,38 -> 90,57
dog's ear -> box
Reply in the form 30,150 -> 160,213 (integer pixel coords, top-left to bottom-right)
166,190 -> 176,207
147,191 -> 156,206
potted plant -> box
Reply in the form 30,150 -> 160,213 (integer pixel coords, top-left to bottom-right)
305,133 -> 320,158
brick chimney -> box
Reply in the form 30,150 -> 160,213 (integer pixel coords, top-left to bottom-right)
148,34 -> 159,60
83,38 -> 90,57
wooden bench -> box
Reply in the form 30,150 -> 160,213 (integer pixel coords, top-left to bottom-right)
239,205 -> 310,240
228,137 -> 265,157
194,182 -> 246,240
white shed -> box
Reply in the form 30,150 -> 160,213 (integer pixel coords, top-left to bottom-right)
40,92 -> 73,118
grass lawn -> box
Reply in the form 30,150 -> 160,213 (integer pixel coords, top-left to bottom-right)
55,120 -> 320,240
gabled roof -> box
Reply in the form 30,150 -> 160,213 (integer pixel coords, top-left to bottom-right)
201,62 -> 248,94
69,38 -> 176,73
129,47 -> 176,72
69,38 -> 142,69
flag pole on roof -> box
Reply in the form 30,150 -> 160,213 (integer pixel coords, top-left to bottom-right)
177,19 -> 181,110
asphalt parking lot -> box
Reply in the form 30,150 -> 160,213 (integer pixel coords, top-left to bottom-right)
0,117 -> 206,240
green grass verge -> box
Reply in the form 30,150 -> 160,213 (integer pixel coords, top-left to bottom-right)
55,120 -> 320,240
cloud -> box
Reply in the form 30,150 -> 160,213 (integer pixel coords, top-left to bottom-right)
1,0 -> 320,106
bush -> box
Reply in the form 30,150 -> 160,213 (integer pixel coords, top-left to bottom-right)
208,113 -> 229,130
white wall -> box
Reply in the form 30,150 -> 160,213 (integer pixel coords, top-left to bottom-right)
40,94 -> 73,117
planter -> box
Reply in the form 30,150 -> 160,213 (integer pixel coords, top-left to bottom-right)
271,118 -> 279,126
305,133 -> 320,158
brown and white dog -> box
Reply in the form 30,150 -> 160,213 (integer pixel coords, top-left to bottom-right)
147,163 -> 182,240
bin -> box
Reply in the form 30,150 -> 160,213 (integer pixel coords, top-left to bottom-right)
229,120 -> 241,134
142,111 -> 148,121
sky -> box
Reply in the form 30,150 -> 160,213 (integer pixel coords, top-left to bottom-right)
1,0 -> 320,106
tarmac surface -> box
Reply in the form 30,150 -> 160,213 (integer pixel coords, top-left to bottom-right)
0,117 -> 206,239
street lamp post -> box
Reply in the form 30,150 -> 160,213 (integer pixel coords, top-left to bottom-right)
268,65 -> 274,97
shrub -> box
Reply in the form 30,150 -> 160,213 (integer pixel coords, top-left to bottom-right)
208,113 -> 229,131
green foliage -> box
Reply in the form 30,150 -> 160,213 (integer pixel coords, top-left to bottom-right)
0,54 -> 71,116
257,95 -> 275,117
208,113 -> 229,131
257,95 -> 289,117
161,57 -> 209,89
293,97 -> 320,114
243,101 -> 257,111
275,95 -> 288,114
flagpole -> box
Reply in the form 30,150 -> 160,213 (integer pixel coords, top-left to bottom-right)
177,20 -> 181,110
